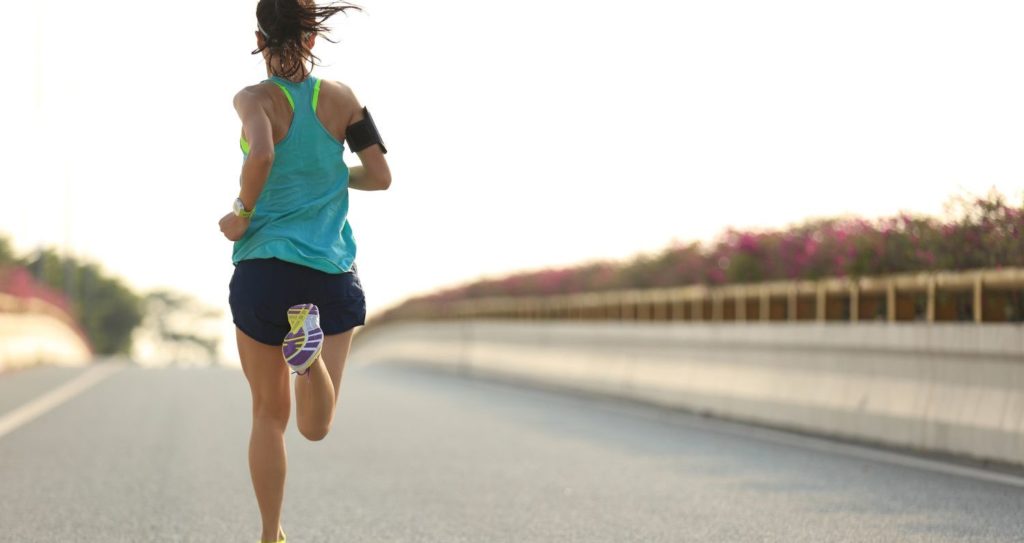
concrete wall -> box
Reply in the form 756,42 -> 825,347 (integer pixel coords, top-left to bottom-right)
0,294 -> 92,371
351,320 -> 1024,466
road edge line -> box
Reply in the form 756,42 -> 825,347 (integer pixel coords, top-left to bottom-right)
0,364 -> 123,440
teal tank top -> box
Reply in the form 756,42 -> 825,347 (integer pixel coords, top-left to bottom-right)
232,76 -> 356,274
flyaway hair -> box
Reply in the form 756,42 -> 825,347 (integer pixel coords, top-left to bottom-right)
253,0 -> 362,79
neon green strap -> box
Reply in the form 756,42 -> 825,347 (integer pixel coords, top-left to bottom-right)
312,79 -> 322,112
272,81 -> 295,110
241,80 -> 294,152
241,79 -> 304,153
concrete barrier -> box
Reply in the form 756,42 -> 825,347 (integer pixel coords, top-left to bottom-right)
351,320 -> 1024,466
0,294 -> 92,372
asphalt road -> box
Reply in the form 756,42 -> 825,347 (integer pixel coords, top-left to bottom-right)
1,361 -> 1023,543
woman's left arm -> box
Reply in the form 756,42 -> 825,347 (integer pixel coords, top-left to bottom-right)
220,87 -> 276,241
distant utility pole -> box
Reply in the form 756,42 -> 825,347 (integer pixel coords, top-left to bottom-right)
63,160 -> 75,306
33,3 -> 43,113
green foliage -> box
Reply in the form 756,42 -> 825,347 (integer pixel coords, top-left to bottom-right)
1,234 -> 218,359
0,236 -> 15,267
21,247 -> 144,355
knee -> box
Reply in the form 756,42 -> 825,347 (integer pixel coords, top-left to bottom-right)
298,422 -> 330,442
252,396 -> 290,428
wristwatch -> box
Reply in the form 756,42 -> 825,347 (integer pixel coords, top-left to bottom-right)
233,198 -> 255,219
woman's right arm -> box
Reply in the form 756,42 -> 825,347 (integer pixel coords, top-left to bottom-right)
234,87 -> 276,207
219,86 -> 276,242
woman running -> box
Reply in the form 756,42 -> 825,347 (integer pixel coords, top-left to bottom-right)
218,1 -> 390,541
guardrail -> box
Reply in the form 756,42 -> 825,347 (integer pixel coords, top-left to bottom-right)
380,267 -> 1024,325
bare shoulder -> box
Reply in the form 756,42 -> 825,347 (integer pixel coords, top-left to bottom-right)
320,79 -> 359,103
233,83 -> 275,112
320,80 -> 362,116
317,79 -> 363,130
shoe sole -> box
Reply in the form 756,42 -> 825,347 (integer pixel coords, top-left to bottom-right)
282,303 -> 324,375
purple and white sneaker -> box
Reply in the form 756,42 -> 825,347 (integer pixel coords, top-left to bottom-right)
283,303 -> 324,375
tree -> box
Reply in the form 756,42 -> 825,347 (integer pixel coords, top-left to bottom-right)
23,249 -> 144,355
0,235 -> 15,267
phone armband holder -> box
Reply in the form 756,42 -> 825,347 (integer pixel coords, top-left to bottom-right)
346,107 -> 387,154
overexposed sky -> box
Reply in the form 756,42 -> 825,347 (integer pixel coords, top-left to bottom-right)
2,0 -> 1023,356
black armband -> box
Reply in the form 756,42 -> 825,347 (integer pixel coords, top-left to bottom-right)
346,107 -> 387,154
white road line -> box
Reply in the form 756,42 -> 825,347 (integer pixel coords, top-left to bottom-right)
0,364 -> 123,440
737,425 -> 1024,489
647,407 -> 1024,489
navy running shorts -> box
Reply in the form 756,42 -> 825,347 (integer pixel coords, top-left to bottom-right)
229,258 -> 367,346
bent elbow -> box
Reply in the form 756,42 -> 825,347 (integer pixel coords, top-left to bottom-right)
376,172 -> 392,191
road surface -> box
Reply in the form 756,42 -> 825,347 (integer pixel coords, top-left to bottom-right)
1,362 -> 1023,542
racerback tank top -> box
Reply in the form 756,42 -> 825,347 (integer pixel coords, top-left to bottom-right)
232,76 -> 356,274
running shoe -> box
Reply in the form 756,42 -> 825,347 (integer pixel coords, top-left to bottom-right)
283,303 -> 324,375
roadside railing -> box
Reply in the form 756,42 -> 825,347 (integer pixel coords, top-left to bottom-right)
380,267 -> 1024,325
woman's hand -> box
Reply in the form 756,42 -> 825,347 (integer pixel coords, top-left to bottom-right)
219,213 -> 250,242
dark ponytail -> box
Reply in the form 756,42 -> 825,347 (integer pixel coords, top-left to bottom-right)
252,0 -> 361,80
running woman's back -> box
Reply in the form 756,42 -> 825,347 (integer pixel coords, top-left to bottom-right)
233,76 -> 358,274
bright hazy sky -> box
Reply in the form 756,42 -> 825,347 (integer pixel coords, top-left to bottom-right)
3,1 -> 1023,358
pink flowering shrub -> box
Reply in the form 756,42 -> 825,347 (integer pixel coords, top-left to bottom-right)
0,266 -> 76,315
399,191 -> 1024,311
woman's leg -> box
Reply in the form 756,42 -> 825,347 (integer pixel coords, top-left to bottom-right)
237,328 -> 291,543
294,330 -> 354,441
